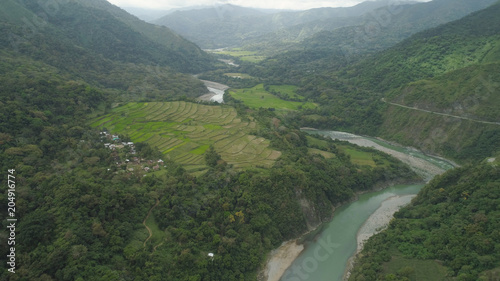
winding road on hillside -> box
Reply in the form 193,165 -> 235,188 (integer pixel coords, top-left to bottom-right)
381,98 -> 500,126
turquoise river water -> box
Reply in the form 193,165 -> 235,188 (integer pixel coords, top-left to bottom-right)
278,130 -> 456,281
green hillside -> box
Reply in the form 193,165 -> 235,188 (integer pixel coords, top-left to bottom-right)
301,0 -> 498,55
348,1 -> 500,92
386,63 -> 500,122
372,3 -> 500,161
349,162 -> 500,280
0,0 -> 211,101
16,0 -> 215,73
91,102 -> 281,173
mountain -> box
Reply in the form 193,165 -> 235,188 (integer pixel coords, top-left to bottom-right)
153,0 -> 415,49
121,7 -> 171,22
0,0 -> 215,102
17,0 -> 215,73
297,0 -> 499,56
152,4 -> 268,48
357,1 -> 500,161
241,0 -> 498,69
347,0 -> 500,91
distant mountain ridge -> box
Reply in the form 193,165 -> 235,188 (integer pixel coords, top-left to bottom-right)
121,7 -> 171,22
243,0 -> 499,56
153,0 -> 418,49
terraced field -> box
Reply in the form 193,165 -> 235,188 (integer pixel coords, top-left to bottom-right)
91,102 -> 281,173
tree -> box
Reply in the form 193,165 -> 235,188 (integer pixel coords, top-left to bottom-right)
204,145 -> 221,167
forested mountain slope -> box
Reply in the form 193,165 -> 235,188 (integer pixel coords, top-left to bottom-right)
349,161 -> 500,280
348,0 -> 500,91
9,0 -> 215,73
369,2 -> 500,162
242,0 -> 498,85
0,0 -> 212,101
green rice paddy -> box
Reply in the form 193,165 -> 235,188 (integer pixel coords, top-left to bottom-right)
229,84 -> 317,111
91,101 -> 281,173
268,85 -> 306,101
212,48 -> 266,62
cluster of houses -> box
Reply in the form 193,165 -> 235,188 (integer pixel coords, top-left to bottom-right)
126,158 -> 165,173
100,131 -> 137,154
104,142 -> 136,154
100,131 -> 166,174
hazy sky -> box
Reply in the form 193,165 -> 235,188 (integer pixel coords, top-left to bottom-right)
106,0 -> 386,11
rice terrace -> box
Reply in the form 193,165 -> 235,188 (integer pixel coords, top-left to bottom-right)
91,101 -> 281,174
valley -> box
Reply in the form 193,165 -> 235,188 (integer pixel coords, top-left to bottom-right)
262,131 -> 456,281
1,0 -> 499,281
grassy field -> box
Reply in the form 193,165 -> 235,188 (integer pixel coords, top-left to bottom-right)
144,214 -> 166,248
229,84 -> 317,111
306,136 -> 391,168
382,249 -> 450,280
308,148 -> 336,159
211,48 -> 266,63
337,145 -> 377,167
268,85 -> 307,101
91,102 -> 281,173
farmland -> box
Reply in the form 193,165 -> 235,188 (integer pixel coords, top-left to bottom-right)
91,102 -> 281,174
210,48 -> 266,62
268,85 -> 306,101
229,84 -> 317,111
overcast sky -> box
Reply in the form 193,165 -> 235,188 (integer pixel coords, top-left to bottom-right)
106,0 -> 392,11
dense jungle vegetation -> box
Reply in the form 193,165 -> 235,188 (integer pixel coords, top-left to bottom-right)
1,0 -> 499,280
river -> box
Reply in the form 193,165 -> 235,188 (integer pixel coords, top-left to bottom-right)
262,130 -> 457,281
197,80 -> 229,103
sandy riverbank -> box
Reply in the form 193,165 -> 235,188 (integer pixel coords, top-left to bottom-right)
356,195 -> 416,252
259,240 -> 305,281
349,138 -> 446,180
343,194 -> 416,280
301,129 -> 457,180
